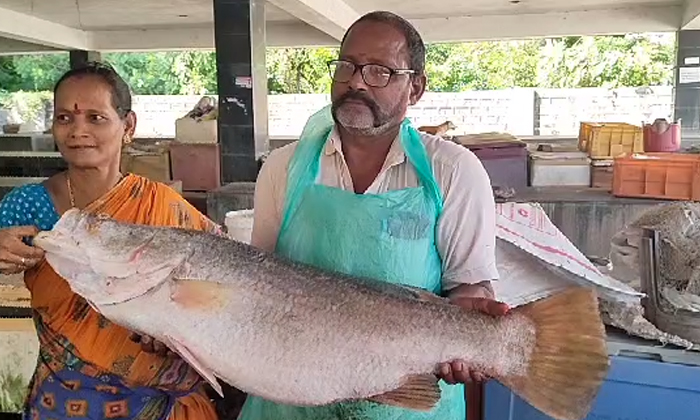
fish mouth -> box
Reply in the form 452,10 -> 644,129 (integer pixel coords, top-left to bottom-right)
34,231 -> 87,264
34,229 -> 139,280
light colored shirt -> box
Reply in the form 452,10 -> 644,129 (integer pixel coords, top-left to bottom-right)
251,127 -> 499,291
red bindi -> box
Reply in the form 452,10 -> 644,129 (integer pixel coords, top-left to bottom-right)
73,103 -> 83,114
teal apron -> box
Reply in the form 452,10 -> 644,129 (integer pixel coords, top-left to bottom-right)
238,105 -> 466,420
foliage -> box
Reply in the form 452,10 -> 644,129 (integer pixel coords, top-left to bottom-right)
1,90 -> 52,124
425,40 -> 542,91
0,53 -> 69,92
266,47 -> 338,94
537,34 -> 675,88
0,370 -> 27,413
0,33 -> 675,96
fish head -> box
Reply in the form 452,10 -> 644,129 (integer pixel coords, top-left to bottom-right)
35,208 -> 189,306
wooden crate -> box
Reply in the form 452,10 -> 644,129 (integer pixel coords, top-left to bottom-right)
169,142 -> 221,192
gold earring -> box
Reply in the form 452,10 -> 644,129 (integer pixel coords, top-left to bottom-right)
123,135 -> 132,145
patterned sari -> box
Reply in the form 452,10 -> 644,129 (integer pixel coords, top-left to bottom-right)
23,174 -> 220,420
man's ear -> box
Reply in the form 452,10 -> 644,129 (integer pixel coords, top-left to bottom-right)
409,74 -> 427,106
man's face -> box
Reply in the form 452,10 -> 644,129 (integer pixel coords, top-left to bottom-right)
330,21 -> 425,137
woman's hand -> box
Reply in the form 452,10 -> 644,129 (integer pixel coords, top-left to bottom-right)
129,332 -> 177,358
0,226 -> 44,274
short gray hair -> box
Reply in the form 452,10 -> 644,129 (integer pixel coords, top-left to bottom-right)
342,11 -> 426,76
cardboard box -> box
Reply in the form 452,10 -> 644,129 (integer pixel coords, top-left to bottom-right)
175,118 -> 217,144
120,144 -> 172,183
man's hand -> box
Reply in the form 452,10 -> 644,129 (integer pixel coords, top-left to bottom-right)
437,282 -> 509,385
129,333 -> 177,358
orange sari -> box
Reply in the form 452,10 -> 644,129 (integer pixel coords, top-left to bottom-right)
24,174 -> 220,420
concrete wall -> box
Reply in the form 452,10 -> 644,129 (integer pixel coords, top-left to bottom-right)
133,86 -> 675,138
0,86 -> 674,139
535,87 -> 673,135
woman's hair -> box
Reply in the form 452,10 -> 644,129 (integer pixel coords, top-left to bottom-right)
53,61 -> 132,119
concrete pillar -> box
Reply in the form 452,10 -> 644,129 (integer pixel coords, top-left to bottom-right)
69,50 -> 102,69
674,30 -> 700,140
213,0 -> 269,183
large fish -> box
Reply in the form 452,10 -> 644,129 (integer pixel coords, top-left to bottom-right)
34,209 -> 610,420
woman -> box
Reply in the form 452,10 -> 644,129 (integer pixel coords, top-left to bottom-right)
0,62 -> 220,420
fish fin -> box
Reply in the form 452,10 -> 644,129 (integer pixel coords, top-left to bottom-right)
163,333 -> 223,398
170,278 -> 229,311
500,288 -> 610,420
367,374 -> 441,411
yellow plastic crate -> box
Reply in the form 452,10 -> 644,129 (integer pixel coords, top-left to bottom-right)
578,122 -> 643,159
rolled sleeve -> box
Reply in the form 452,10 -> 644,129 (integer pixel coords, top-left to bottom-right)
436,149 -> 499,291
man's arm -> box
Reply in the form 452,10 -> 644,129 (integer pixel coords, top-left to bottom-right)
250,148 -> 290,252
436,146 -> 499,294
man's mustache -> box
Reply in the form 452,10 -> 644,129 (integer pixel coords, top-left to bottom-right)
333,91 -> 380,117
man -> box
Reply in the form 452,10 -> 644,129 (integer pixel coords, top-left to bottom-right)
243,10 -> 508,420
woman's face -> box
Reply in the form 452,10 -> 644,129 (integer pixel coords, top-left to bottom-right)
52,75 -> 136,169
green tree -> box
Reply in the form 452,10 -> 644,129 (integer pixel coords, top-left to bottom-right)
0,53 -> 68,92
538,34 -> 674,88
425,40 -> 542,91
266,47 -> 338,94
0,33 -> 677,97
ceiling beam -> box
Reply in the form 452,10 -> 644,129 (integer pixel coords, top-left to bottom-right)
0,6 -> 93,50
412,6 -> 682,43
265,0 -> 358,41
89,22 -> 337,51
0,37 -> 59,55
682,0 -> 700,29
91,27 -> 215,52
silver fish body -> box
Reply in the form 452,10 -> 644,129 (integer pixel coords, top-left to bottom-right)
34,209 -> 610,420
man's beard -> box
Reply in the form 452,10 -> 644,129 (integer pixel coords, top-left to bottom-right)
331,91 -> 399,136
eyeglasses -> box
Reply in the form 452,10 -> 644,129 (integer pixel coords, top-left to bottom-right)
327,59 -> 415,88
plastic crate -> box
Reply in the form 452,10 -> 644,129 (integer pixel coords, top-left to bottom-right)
612,153 -> 700,201
578,122 -> 643,159
484,351 -> 700,420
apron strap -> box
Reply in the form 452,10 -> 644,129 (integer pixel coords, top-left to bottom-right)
399,120 -> 444,215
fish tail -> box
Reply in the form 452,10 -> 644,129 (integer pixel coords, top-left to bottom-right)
500,288 -> 610,420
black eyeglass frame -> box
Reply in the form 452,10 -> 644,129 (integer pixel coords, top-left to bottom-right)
327,59 -> 416,88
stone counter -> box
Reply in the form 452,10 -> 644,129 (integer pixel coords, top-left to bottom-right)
206,183 -> 668,258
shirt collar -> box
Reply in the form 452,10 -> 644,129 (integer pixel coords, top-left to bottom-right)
324,126 -> 406,168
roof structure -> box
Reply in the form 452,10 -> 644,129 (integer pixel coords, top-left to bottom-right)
0,0 -> 693,54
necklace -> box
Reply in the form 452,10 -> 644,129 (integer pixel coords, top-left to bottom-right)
66,172 -> 76,208
65,172 -> 125,209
